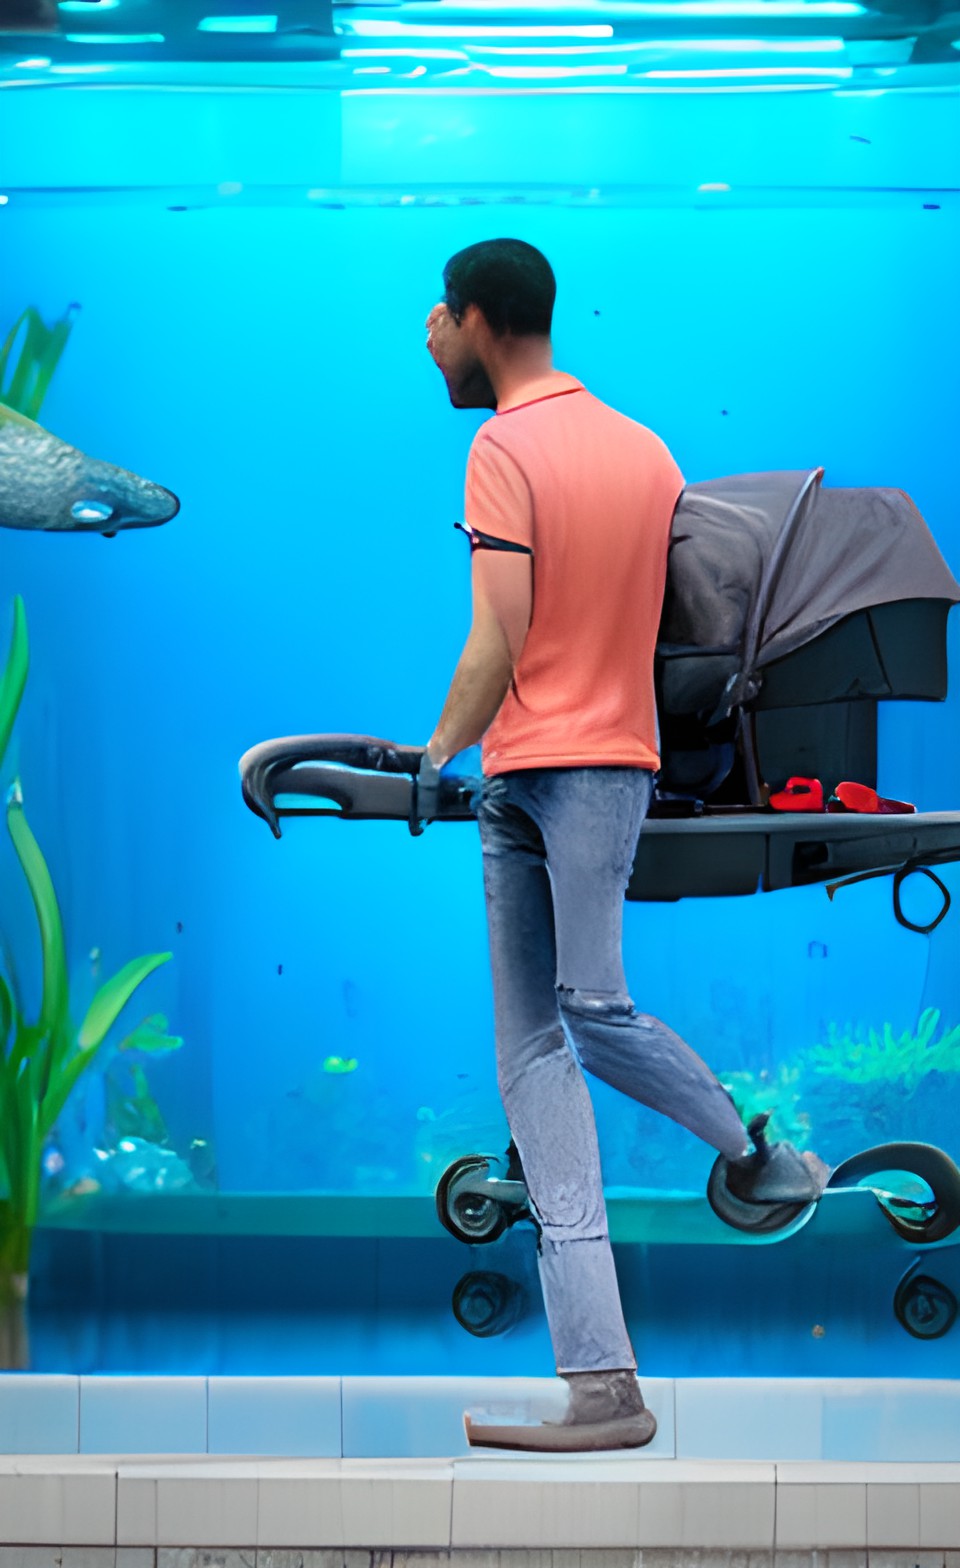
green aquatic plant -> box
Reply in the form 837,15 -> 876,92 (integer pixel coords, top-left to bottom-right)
0,604 -> 171,1310
807,1009 -> 960,1093
0,785 -> 172,1303
720,1061 -> 812,1149
0,304 -> 78,421
0,597 -> 27,780
104,1014 -> 184,1144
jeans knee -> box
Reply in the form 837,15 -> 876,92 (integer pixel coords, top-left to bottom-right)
557,985 -> 636,1026
497,1025 -> 569,1099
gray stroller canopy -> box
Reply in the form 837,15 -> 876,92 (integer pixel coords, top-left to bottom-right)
238,465 -> 960,900
658,469 -> 960,721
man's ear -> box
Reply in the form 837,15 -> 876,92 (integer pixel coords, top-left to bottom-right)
461,302 -> 487,337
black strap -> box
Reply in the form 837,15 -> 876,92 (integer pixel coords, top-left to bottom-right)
455,521 -> 532,555
893,864 -> 951,934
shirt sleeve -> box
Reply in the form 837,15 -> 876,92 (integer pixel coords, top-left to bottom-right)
464,430 -> 534,554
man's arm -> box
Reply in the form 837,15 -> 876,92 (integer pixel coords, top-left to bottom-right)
427,549 -> 533,768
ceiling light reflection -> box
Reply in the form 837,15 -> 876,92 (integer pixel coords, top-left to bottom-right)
197,15 -> 278,31
647,63 -> 852,73
341,21 -> 615,37
64,34 -> 165,44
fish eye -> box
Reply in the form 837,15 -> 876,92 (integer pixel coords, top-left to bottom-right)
71,500 -> 115,523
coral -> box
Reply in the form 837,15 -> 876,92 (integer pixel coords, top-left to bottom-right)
715,1009 -> 960,1162
807,1009 -> 960,1093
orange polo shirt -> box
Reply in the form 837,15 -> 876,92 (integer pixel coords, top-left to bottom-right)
464,374 -> 684,776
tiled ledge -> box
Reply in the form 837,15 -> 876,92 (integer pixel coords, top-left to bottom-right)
0,1456 -> 959,1552
2,1378 -> 960,1464
1,1556 -> 959,1568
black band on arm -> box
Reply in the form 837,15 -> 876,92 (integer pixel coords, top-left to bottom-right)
455,521 -> 532,555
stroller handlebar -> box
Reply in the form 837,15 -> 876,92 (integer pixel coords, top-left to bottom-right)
238,733 -> 476,838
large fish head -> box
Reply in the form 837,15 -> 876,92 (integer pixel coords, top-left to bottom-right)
68,450 -> 181,536
0,403 -> 181,536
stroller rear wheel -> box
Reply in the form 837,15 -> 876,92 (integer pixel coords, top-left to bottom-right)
707,1154 -> 819,1238
436,1155 -> 510,1244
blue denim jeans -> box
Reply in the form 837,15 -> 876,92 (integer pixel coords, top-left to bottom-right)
476,766 -> 749,1375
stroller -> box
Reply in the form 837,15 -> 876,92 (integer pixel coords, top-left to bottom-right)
240,467 -> 960,1266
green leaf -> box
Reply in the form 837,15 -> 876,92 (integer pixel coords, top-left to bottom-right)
0,970 -> 12,1056
36,1048 -> 86,1140
14,1065 -> 40,1224
6,791 -> 69,1044
37,955 -> 170,1140
0,311 -> 31,390
0,305 -> 77,421
77,953 -> 172,1052
23,308 -> 78,421
4,1021 -> 41,1083
1,1022 -> 38,1200
4,1050 -> 35,1213
118,1012 -> 183,1055
0,309 -> 41,413
0,597 -> 28,778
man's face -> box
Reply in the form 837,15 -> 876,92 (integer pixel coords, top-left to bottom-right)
425,301 -> 497,411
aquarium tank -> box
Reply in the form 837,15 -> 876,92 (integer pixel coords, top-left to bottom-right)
0,0 -> 958,1378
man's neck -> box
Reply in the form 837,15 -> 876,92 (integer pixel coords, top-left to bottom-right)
484,336 -> 558,410
495,368 -> 581,414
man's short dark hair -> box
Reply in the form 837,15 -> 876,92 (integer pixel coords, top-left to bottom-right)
443,239 -> 556,337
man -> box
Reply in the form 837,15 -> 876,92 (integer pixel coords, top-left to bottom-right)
423,239 -> 825,1454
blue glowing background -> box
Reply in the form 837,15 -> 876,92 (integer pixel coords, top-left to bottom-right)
0,77 -> 958,1374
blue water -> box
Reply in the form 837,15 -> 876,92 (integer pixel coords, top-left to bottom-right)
23,1224 -> 960,1378
0,73 -> 959,1373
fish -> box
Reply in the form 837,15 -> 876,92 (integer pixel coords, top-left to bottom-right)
0,401 -> 180,536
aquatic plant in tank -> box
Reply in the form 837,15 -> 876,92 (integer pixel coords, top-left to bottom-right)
804,1010 -> 960,1146
0,604 -> 172,1315
0,304 -> 78,422
720,1008 -> 960,1160
0,307 -> 179,1365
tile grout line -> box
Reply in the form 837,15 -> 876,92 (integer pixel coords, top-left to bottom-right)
773,1460 -> 779,1554
255,1423 -> 262,1556
449,1404 -> 456,1549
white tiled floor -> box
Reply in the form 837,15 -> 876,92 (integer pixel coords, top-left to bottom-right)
0,1457 -> 118,1547
80,1378 -> 207,1456
208,1376 -> 341,1457
2,1381 -> 960,1553
4,1376 -> 960,1464
1,1456 -> 959,1551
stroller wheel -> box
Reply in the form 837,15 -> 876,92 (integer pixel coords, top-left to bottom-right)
894,1269 -> 958,1340
707,1153 -> 819,1238
452,1271 -> 526,1337
436,1155 -> 509,1244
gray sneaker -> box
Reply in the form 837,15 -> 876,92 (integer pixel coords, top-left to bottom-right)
464,1371 -> 657,1453
727,1113 -> 829,1205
